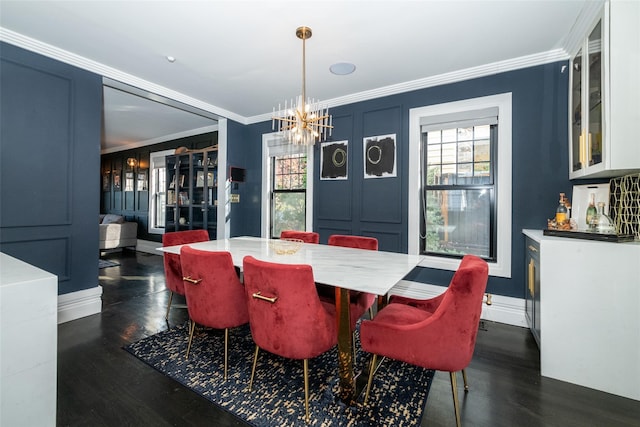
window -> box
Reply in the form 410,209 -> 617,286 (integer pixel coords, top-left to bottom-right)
271,154 -> 307,238
148,149 -> 174,234
409,93 -> 512,277
261,133 -> 314,239
422,119 -> 496,260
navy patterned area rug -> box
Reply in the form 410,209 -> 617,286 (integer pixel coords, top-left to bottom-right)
124,323 -> 434,426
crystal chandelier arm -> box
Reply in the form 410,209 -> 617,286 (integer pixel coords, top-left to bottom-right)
307,114 -> 332,123
272,117 -> 299,124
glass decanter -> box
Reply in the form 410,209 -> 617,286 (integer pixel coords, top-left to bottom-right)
589,202 -> 615,234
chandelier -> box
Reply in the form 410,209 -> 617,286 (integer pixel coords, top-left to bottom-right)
272,26 -> 333,145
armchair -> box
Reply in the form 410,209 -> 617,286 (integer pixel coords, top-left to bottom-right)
161,229 -> 210,321
179,247 -> 249,380
242,255 -> 337,423
280,230 -> 320,244
360,255 -> 489,427
327,234 -> 378,322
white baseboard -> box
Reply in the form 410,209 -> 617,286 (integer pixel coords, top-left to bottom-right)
57,286 -> 103,324
136,239 -> 163,255
389,280 -> 527,328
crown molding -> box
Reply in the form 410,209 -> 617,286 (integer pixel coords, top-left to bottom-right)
100,125 -> 219,155
2,26 -> 574,128
561,0 -> 605,57
246,48 -> 570,124
0,27 -> 247,124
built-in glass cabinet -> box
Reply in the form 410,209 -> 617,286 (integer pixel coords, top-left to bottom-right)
569,1 -> 640,179
165,147 -> 218,238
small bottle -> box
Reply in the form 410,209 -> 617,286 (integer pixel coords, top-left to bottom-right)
563,195 -> 572,219
586,193 -> 597,228
555,193 -> 568,224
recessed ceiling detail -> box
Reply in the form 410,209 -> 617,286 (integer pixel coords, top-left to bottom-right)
330,62 -> 356,76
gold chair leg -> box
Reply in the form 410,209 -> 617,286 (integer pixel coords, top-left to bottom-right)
185,319 -> 196,359
461,369 -> 469,392
364,353 -> 378,405
248,345 -> 260,391
368,306 -> 374,319
352,332 -> 357,365
303,359 -> 310,424
223,328 -> 229,381
450,371 -> 462,427
165,291 -> 174,321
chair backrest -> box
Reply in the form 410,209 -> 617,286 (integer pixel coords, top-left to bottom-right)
162,229 -> 210,295
179,247 -> 248,328
416,255 -> 488,370
242,256 -> 337,359
328,234 -> 378,251
280,230 -> 320,244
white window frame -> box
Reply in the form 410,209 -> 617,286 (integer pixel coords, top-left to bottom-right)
261,132 -> 314,239
148,149 -> 174,234
408,93 -> 512,278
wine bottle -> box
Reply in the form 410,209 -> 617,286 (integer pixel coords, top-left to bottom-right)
556,193 -> 568,223
586,193 -> 597,228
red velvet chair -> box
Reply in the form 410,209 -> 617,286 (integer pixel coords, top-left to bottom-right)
162,229 -> 209,321
280,230 -> 320,244
327,234 -> 379,321
327,234 -> 378,251
179,247 -> 249,380
360,255 -> 489,427
242,255 -> 337,423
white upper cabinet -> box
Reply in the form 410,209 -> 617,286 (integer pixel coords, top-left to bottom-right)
569,0 -> 640,179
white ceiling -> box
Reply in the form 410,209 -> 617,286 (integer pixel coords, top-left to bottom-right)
0,0 -> 598,152
101,85 -> 219,153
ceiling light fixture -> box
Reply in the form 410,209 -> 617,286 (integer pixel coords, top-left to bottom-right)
272,26 -> 332,146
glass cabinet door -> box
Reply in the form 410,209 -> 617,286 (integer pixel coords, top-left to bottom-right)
571,48 -> 583,173
570,17 -> 604,178
587,21 -> 603,168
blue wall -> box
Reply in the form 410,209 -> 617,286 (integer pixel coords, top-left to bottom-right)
242,62 -> 572,299
0,42 -> 102,295
226,119 -> 259,237
0,40 -> 576,300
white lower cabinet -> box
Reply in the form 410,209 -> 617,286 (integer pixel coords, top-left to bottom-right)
0,253 -> 58,427
523,230 -> 640,401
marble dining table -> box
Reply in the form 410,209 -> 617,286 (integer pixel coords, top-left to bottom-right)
159,235 -> 424,404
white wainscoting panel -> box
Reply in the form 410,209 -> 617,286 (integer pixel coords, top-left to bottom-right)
57,285 -> 102,324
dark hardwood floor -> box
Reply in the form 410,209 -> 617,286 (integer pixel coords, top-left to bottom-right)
57,250 -> 640,426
